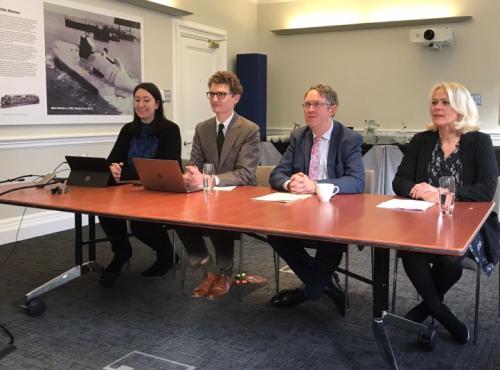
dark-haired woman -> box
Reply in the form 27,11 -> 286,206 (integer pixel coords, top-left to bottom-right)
99,82 -> 181,287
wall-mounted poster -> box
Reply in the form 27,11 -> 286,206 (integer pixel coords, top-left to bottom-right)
0,0 -> 143,124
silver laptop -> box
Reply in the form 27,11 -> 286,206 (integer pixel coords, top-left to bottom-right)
133,158 -> 201,193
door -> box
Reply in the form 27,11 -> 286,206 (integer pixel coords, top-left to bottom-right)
172,20 -> 227,159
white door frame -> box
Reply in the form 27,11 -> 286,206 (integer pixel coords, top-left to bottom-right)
171,19 -> 227,127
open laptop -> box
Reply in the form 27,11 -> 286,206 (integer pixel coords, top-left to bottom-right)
133,158 -> 201,193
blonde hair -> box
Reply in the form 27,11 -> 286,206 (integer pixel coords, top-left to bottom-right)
426,82 -> 479,134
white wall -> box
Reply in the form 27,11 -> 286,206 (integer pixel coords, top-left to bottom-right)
257,0 -> 500,136
0,0 -> 258,244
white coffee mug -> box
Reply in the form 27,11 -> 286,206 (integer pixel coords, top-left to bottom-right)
316,183 -> 340,202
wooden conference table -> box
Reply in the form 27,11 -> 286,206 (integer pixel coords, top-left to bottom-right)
0,183 -> 494,367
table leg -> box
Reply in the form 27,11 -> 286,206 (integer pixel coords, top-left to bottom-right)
75,213 -> 83,265
85,214 -> 102,274
374,311 -> 437,369
238,233 -> 243,302
372,247 -> 393,368
88,214 -> 96,262
373,315 -> 398,370
23,213 -> 99,316
274,250 -> 280,293
372,247 -> 390,317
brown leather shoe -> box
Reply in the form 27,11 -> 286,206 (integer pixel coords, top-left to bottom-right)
207,274 -> 231,300
192,272 -> 216,297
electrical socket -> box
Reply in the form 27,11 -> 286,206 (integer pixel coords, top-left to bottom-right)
162,89 -> 172,103
471,93 -> 482,106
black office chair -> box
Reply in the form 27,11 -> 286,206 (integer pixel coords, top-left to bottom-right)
340,169 -> 375,313
255,166 -> 281,294
240,166 -> 278,299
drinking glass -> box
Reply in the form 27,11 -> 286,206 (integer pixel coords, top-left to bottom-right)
202,163 -> 215,194
439,176 -> 455,215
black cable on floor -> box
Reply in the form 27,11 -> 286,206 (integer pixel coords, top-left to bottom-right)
0,208 -> 26,270
0,324 -> 13,345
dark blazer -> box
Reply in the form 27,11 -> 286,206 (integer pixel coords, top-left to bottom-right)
108,117 -> 182,180
269,121 -> 365,193
393,130 -> 499,265
189,113 -> 260,186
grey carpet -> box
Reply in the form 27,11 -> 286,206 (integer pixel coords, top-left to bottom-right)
0,227 -> 499,370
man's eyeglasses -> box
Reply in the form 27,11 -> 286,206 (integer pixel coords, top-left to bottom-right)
302,102 -> 332,109
206,92 -> 229,100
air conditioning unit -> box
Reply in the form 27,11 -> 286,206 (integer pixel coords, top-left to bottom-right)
409,26 -> 454,50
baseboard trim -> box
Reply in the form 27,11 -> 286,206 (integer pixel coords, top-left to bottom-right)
0,210 -> 89,245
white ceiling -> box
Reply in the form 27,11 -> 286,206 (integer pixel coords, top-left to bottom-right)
247,0 -> 299,4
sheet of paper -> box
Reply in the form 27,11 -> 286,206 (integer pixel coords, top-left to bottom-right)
377,198 -> 435,211
214,186 -> 236,191
253,192 -> 312,203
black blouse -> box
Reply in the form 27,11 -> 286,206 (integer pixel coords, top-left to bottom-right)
426,139 -> 463,188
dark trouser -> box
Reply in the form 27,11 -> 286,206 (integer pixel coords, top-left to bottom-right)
99,216 -> 174,263
268,236 -> 346,300
400,251 -> 465,329
175,226 -> 236,275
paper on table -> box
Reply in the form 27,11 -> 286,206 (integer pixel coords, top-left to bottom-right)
214,186 -> 236,191
253,192 -> 312,203
377,198 -> 435,211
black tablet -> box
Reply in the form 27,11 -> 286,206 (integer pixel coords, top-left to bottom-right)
65,156 -> 116,187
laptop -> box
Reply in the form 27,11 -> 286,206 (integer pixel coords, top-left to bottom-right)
65,156 -> 117,187
133,158 -> 201,193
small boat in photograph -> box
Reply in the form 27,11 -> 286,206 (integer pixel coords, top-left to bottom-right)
52,40 -> 137,102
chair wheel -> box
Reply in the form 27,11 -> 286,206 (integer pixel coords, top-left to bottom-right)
24,298 -> 46,317
417,330 -> 437,351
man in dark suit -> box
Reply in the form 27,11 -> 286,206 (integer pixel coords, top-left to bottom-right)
268,84 -> 364,314
177,71 -> 260,299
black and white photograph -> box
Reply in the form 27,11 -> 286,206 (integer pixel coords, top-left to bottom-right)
44,1 -> 142,116
0,94 -> 40,108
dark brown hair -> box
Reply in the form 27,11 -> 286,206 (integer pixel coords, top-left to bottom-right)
208,71 -> 243,95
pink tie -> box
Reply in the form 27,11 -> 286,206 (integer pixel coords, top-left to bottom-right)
308,136 -> 321,180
